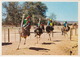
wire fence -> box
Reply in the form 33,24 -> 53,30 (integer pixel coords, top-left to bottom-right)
2,26 -> 78,43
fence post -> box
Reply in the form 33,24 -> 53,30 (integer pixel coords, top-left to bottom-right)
4,28 -> 6,42
70,28 -> 72,40
75,28 -> 77,36
15,28 -> 16,41
8,28 -> 10,42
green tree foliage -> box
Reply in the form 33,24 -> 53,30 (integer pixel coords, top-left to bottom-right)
2,2 -> 47,26
2,2 -> 23,26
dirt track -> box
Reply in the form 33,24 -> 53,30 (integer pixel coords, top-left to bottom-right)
2,26 -> 78,55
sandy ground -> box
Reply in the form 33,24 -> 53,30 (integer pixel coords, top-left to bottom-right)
2,26 -> 78,55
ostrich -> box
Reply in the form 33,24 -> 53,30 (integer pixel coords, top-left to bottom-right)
17,26 -> 30,50
34,18 -> 43,43
46,26 -> 54,41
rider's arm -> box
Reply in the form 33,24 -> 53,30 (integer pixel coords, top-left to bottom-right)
23,23 -> 27,27
66,24 -> 68,27
47,21 -> 50,26
26,21 -> 31,27
23,19 -> 27,27
27,23 -> 30,27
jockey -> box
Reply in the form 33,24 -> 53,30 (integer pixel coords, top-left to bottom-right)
50,19 -> 53,26
34,18 -> 43,36
63,21 -> 68,30
23,15 -> 31,30
38,22 -> 40,27
35,18 -> 41,30
63,21 -> 67,27
36,18 -> 44,30
37,18 -> 41,27
40,22 -> 44,30
47,19 -> 54,26
47,19 -> 50,26
63,21 -> 68,27
47,18 -> 54,31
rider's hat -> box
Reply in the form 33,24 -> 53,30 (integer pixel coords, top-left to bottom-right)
50,19 -> 52,21
65,21 -> 67,23
26,16 -> 31,19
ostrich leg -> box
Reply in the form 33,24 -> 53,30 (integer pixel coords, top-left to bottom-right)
49,33 -> 51,41
24,37 -> 26,45
39,35 -> 40,40
52,31 -> 53,37
50,34 -> 51,41
37,37 -> 38,44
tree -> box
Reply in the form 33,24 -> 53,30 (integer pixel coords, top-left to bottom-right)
2,2 -> 23,26
49,13 -> 56,20
2,2 -> 47,26
23,2 -> 47,24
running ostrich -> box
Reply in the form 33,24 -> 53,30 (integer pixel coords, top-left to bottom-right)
17,14 -> 31,50
61,22 -> 78,36
34,18 -> 43,43
46,19 -> 54,41
61,26 -> 70,36
61,21 -> 70,36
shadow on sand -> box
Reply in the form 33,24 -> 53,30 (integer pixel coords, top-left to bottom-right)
43,31 -> 61,33
29,47 -> 50,51
53,32 -> 61,33
42,42 -> 55,45
53,40 -> 62,42
2,42 -> 12,46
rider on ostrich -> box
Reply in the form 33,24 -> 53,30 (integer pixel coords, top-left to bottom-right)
63,21 -> 68,31
47,19 -> 54,30
22,15 -> 31,36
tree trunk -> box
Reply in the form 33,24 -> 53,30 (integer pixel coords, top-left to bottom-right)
32,14 -> 35,24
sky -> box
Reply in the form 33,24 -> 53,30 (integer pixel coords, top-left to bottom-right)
2,2 -> 78,21
42,2 -> 78,21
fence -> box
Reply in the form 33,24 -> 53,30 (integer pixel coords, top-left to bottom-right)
2,26 -> 78,43
70,28 -> 78,40
2,27 -> 21,43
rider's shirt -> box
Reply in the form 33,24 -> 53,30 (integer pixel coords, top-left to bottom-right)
50,23 -> 53,26
23,19 -> 27,27
47,21 -> 50,26
38,23 -> 40,27
47,21 -> 53,26
27,21 -> 31,29
64,23 -> 67,27
23,19 -> 31,28
23,19 -> 27,24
